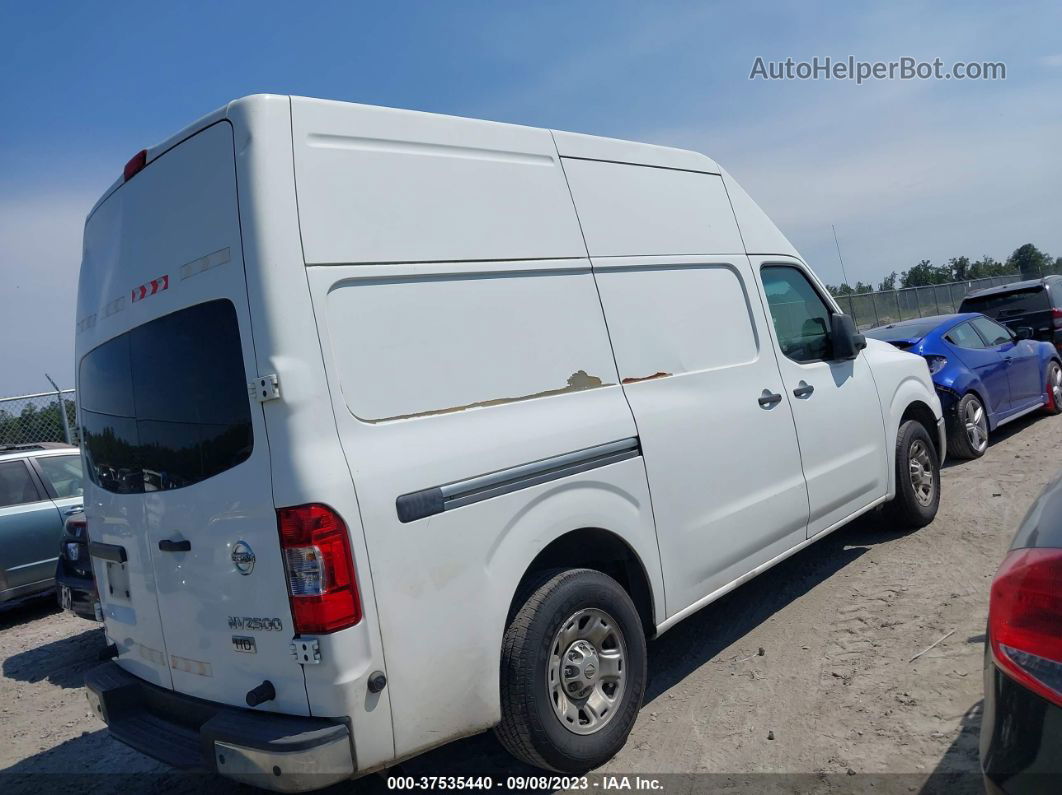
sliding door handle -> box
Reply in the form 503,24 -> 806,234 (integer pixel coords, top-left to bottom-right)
793,382 -> 815,399
758,390 -> 783,409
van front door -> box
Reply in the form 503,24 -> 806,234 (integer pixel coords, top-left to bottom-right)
754,260 -> 889,538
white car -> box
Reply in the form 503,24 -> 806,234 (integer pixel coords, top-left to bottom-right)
77,95 -> 945,790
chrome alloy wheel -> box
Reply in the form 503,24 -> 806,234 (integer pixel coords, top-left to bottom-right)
964,398 -> 989,454
1050,364 -> 1062,409
547,608 -> 627,735
909,438 -> 935,507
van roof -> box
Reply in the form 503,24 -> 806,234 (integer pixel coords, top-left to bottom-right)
88,95 -> 723,220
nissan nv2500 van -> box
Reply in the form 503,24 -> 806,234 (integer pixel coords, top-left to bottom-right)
79,95 -> 945,790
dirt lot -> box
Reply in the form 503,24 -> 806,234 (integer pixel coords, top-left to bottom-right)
2,410 -> 1058,793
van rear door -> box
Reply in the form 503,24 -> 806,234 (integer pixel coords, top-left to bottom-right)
78,122 -> 309,713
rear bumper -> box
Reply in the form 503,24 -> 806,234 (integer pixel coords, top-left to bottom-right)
54,570 -> 99,621
936,416 -> 948,464
85,662 -> 355,792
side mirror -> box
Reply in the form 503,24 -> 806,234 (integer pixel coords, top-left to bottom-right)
831,313 -> 866,360
1015,326 -> 1034,340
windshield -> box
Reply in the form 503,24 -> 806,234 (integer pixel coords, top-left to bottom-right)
864,319 -> 942,342
961,287 -> 1049,318
78,299 -> 252,494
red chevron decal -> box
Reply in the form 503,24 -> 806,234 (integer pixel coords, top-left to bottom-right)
131,274 -> 170,303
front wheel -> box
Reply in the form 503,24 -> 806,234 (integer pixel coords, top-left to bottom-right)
1043,360 -> 1062,415
495,568 -> 647,773
884,420 -> 940,529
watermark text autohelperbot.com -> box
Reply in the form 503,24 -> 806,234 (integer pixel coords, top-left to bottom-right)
750,56 -> 1005,84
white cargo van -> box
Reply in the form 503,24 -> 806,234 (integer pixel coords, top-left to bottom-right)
78,95 -> 945,789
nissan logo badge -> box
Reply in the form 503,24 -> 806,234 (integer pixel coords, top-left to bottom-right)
231,541 -> 256,575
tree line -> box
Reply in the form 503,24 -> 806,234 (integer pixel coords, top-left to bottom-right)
0,398 -> 77,447
826,243 -> 1061,297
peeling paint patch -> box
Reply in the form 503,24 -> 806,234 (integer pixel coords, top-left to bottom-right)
371,370 -> 610,423
622,371 -> 672,384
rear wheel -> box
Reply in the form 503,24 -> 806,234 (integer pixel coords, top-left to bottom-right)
1043,361 -> 1062,415
496,568 -> 647,773
884,419 -> 940,528
947,393 -> 989,459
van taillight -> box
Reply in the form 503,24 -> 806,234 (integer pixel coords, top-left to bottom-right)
277,504 -> 362,634
1052,308 -> 1062,330
123,149 -> 147,181
988,547 -> 1062,707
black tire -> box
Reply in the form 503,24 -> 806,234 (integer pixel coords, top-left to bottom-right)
495,568 -> 647,773
947,392 -> 988,460
884,419 -> 940,529
1043,360 -> 1062,416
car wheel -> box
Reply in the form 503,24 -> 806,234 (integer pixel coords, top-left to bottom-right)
495,568 -> 647,773
885,419 -> 941,528
948,393 -> 989,459
1043,360 -> 1062,415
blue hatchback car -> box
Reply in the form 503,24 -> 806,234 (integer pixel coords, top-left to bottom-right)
866,313 -> 1062,459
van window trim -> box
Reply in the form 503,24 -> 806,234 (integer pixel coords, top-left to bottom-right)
758,261 -> 842,365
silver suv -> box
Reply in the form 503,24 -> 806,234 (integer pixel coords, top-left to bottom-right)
0,443 -> 84,605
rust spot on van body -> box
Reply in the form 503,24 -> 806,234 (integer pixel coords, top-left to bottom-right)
621,372 -> 672,384
371,370 -> 610,422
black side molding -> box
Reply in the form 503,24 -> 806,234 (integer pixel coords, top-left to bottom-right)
89,541 -> 127,564
396,437 -> 641,523
396,488 -> 445,523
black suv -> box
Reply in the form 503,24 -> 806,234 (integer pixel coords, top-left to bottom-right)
959,276 -> 1062,351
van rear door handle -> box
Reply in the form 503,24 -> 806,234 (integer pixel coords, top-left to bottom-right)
793,382 -> 815,398
158,539 -> 191,552
758,390 -> 783,409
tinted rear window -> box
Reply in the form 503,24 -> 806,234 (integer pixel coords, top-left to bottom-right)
960,287 -> 1049,318
79,300 -> 252,493
865,320 -> 940,342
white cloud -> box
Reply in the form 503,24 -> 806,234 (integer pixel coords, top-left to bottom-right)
1039,53 -> 1062,67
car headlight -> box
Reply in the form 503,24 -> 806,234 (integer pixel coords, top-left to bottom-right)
924,355 -> 948,375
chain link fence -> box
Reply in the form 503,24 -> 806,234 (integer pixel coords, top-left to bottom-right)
0,389 -> 78,448
834,273 -> 1022,331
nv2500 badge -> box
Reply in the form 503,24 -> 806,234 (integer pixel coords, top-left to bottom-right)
227,616 -> 283,632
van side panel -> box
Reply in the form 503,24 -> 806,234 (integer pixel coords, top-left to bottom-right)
306,259 -> 660,758
226,96 -> 397,769
290,97 -> 587,265
560,158 -> 746,258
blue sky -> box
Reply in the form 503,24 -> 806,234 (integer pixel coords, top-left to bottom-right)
1,0 -> 1060,394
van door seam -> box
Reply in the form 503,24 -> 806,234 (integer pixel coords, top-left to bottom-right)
288,98 -> 395,745
551,130 -> 669,621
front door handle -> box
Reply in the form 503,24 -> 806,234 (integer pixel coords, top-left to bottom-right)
758,390 -> 783,409
158,539 -> 191,553
793,382 -> 815,399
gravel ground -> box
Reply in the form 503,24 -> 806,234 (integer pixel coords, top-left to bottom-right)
2,409 -> 1058,793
